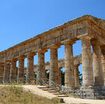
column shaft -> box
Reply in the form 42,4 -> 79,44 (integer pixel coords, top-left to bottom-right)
26,54 -> 34,83
49,47 -> 60,86
10,60 -> 17,83
64,43 -> 75,88
17,58 -> 24,83
101,55 -> 105,86
74,65 -> 79,88
0,65 -> 4,83
3,63 -> 10,83
92,41 -> 104,86
36,52 -> 46,85
82,38 -> 93,88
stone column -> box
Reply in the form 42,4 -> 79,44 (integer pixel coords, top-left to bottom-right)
92,40 -> 104,86
81,36 -> 93,88
101,55 -> 105,86
10,60 -> 17,83
64,41 -> 75,88
49,45 -> 61,86
0,64 -> 4,83
26,53 -> 35,83
17,57 -> 25,83
74,65 -> 79,88
36,50 -> 46,85
3,62 -> 10,83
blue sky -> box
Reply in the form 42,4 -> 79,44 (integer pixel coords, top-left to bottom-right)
0,0 -> 105,71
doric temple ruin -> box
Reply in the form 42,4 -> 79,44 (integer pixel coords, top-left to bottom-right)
0,15 -> 105,99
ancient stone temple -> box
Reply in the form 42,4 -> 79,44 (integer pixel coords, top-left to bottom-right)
0,15 -> 105,99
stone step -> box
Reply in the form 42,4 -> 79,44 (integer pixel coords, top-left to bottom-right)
37,86 -> 48,89
47,88 -> 55,90
48,90 -> 57,93
40,88 -> 56,92
58,95 -> 69,97
53,93 -> 60,95
37,86 -> 68,97
38,87 -> 55,90
38,87 -> 48,90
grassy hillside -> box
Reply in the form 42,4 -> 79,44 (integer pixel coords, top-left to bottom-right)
0,86 -> 59,104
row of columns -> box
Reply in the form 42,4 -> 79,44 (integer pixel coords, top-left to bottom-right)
0,37 -> 105,89
0,43 -> 79,88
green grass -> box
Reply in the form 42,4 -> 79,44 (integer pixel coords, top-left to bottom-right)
0,86 -> 59,104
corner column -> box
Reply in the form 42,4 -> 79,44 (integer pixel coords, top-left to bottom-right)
92,40 -> 104,86
64,41 -> 75,88
26,53 -> 35,84
49,45 -> 61,86
81,36 -> 93,88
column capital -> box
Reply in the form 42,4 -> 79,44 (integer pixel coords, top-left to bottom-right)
91,39 -> 101,46
38,49 -> 47,54
64,40 -> 75,45
50,45 -> 60,49
74,64 -> 79,68
27,52 -> 36,57
18,55 -> 26,60
11,58 -> 17,62
5,60 -> 11,63
78,34 -> 92,40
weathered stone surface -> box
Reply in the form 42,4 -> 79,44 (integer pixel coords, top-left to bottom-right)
64,41 -> 75,88
26,54 -> 35,83
49,46 -> 60,86
62,86 -> 105,99
101,55 -> 105,86
3,63 -> 10,83
0,65 -> 4,83
10,60 -> 17,83
36,50 -> 46,85
17,57 -> 25,83
74,65 -> 79,88
81,36 -> 93,88
92,40 -> 104,86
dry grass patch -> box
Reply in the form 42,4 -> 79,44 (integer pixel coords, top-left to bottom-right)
0,86 -> 59,104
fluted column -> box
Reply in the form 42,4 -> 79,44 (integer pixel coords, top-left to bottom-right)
101,55 -> 105,86
10,60 -> 17,83
3,62 -> 10,83
92,40 -> 104,86
74,65 -> 79,88
64,41 -> 75,88
17,57 -> 25,83
49,45 -> 61,86
26,53 -> 35,83
36,50 -> 46,85
81,36 -> 93,88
